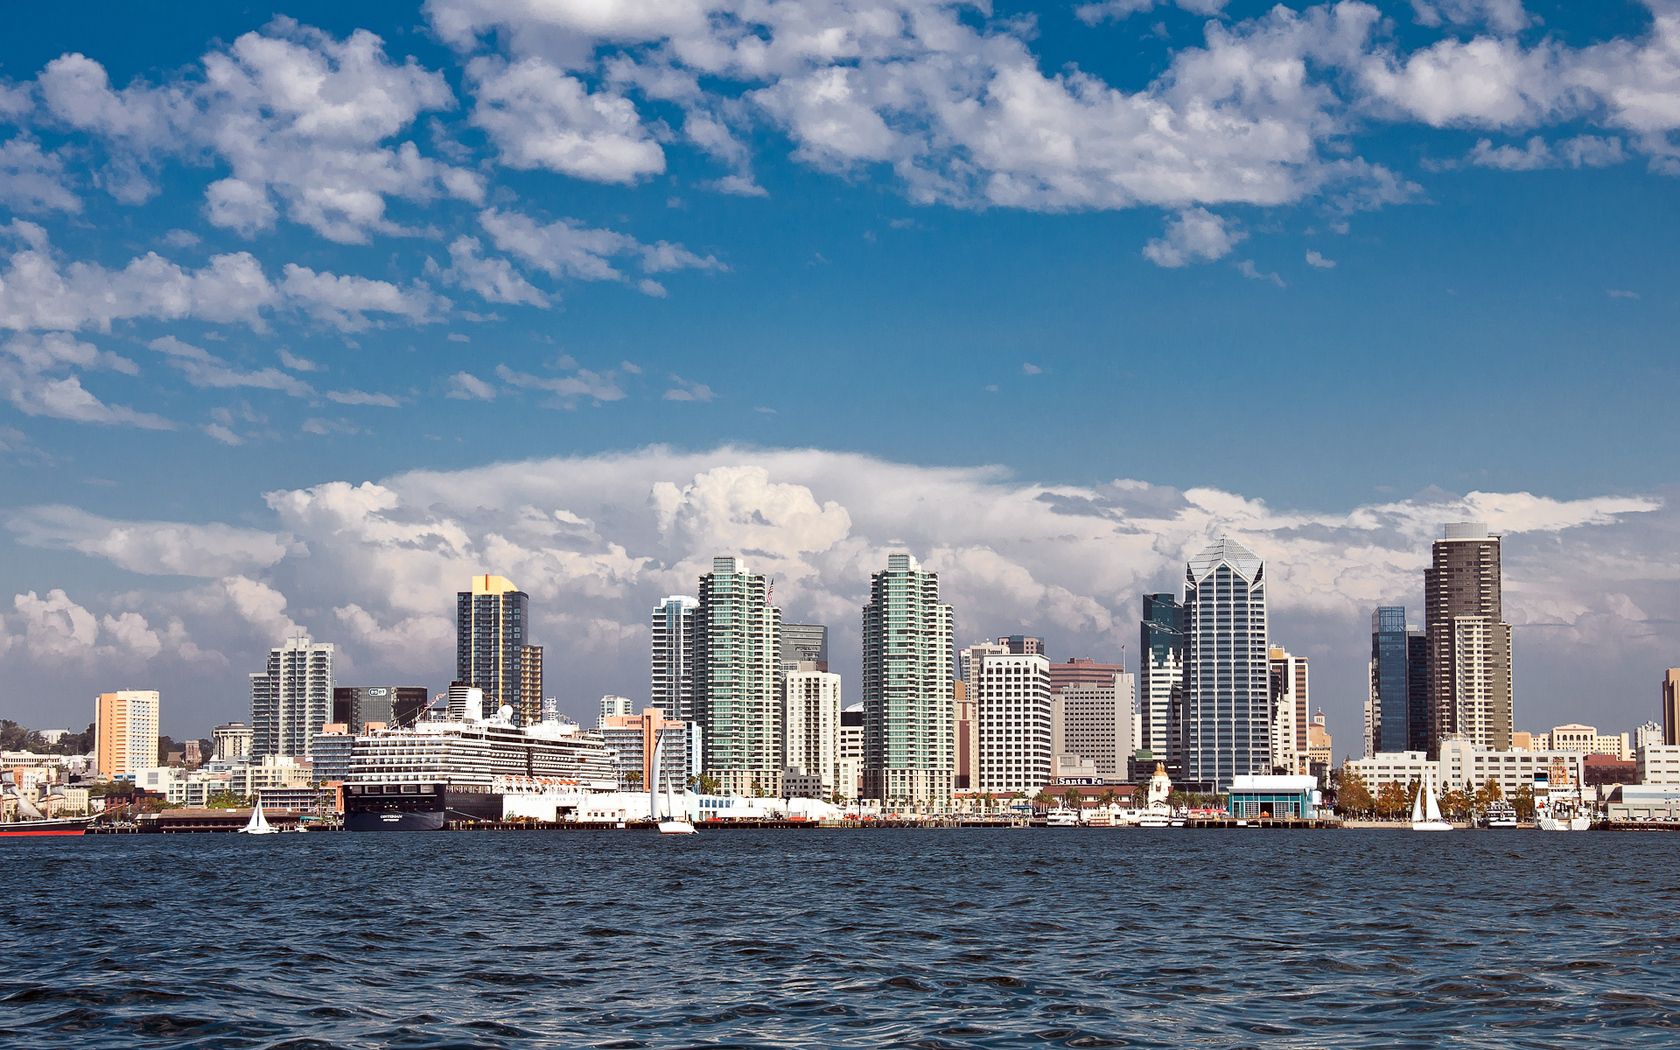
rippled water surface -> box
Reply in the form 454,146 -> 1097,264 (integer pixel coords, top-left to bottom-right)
3,829 -> 1679,1048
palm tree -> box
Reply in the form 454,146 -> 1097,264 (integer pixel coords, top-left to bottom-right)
1062,787 -> 1082,810
1033,789 -> 1055,812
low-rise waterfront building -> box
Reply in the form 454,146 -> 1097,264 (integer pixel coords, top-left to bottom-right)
1543,723 -> 1632,760
1344,739 -> 1586,800
1227,774 -> 1321,819
1637,743 -> 1680,785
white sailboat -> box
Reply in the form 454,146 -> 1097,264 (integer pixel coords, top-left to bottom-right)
651,728 -> 696,836
1410,776 -> 1452,832
238,804 -> 278,836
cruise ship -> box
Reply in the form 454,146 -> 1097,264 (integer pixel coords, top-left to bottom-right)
343,702 -> 621,832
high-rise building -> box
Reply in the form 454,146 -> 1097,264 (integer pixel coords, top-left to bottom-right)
1054,672 -> 1135,781
1368,607 -> 1415,754
695,556 -> 783,797
975,653 -> 1052,796
1268,646 -> 1309,775
781,623 -> 829,672
651,595 -> 699,722
998,635 -> 1046,657
1049,657 -> 1126,692
862,553 -> 956,804
1424,523 -> 1513,754
94,690 -> 159,779
250,635 -> 333,761
1664,669 -> 1680,746
211,722 -> 252,762
960,641 -> 1010,686
456,574 -> 531,722
517,644 -> 544,726
784,661 -> 841,798
1139,593 -> 1184,759
1406,631 -> 1430,753
952,679 -> 975,791
837,704 -> 864,801
332,686 -> 428,733
1181,537 -> 1270,793
599,695 -> 635,725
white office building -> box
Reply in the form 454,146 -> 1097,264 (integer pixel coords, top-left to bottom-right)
651,595 -> 699,722
784,662 -> 841,799
975,653 -> 1052,796
250,635 -> 333,762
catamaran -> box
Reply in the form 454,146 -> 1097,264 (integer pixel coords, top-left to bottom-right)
1410,776 -> 1452,832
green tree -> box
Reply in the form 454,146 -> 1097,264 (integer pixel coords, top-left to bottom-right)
623,770 -> 643,790
1033,790 -> 1055,811
1062,787 -> 1082,809
1336,770 -> 1374,816
0,720 -> 45,752
205,791 -> 245,809
695,773 -> 721,795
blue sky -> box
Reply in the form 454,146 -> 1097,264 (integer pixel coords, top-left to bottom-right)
1,0 -> 1677,746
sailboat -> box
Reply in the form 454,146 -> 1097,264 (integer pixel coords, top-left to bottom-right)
650,728 -> 696,836
1410,776 -> 1453,832
238,804 -> 278,836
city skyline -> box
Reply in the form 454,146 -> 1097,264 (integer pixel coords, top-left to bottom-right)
6,460 -> 1673,756
0,3 -> 1677,752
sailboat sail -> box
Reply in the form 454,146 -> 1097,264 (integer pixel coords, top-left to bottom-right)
649,728 -> 663,823
1411,781 -> 1424,823
1424,779 -> 1444,823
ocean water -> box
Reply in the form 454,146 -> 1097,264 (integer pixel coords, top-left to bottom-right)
3,829 -> 1678,1048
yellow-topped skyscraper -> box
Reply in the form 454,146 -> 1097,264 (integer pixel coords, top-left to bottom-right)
456,574 -> 541,724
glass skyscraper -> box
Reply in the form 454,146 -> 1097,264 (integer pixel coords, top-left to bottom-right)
1181,537 -> 1270,793
695,557 -> 782,797
1139,593 -> 1184,759
1370,607 -> 1413,754
861,553 -> 955,804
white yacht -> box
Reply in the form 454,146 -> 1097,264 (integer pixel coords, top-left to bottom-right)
1482,801 -> 1519,829
1410,776 -> 1453,832
1044,808 -> 1080,827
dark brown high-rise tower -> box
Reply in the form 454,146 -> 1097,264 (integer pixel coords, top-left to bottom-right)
1424,523 -> 1512,755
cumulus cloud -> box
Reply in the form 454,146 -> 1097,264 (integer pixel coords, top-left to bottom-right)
0,136 -> 80,214
1305,249 -> 1337,268
1466,134 -> 1627,171
1143,208 -> 1243,267
1076,0 -> 1230,25
148,335 -> 314,396
279,264 -> 445,330
478,207 -> 723,289
466,56 -> 665,183
445,370 -> 496,400
0,330 -> 168,428
30,20 -> 480,242
4,445 -> 1670,741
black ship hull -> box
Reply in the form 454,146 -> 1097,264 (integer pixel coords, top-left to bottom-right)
343,782 -> 501,831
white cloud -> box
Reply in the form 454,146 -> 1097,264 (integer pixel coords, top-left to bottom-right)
0,136 -> 80,214
4,444 -> 1672,740
0,331 -> 168,428
1466,134 -> 1627,171
430,236 -> 550,307
279,264 -> 445,330
0,228 -> 277,332
31,21 -> 479,242
1237,258 -> 1286,287
1305,249 -> 1337,268
445,370 -> 496,400
1143,207 -> 1243,267
148,335 -> 314,396
1075,0 -> 1230,25
662,375 -> 715,402
5,505 -> 291,577
1411,0 -> 1530,35
467,56 -> 665,183
1021,362 -> 1043,375
477,208 -> 722,294
495,362 -> 625,406
278,349 -> 320,372
325,389 -> 401,408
